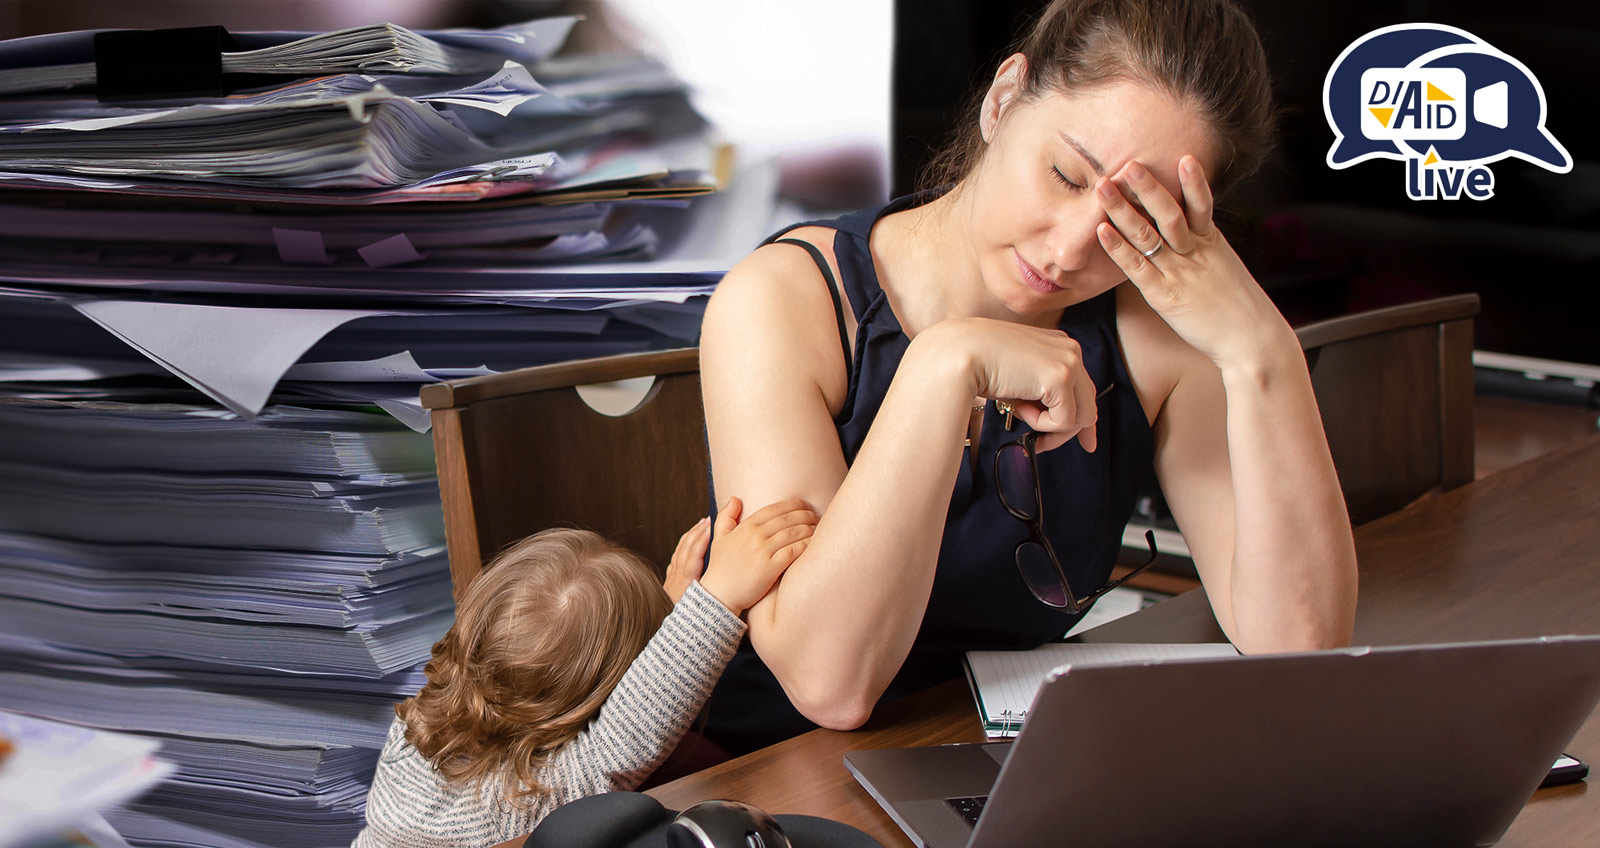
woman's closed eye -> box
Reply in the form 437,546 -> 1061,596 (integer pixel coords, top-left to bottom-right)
1049,166 -> 1086,191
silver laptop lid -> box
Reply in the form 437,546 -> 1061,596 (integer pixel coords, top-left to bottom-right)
971,635 -> 1600,848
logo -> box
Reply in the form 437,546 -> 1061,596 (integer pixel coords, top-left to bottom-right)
1323,24 -> 1570,200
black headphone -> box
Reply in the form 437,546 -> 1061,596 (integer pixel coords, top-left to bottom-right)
525,791 -> 882,848
667,800 -> 790,848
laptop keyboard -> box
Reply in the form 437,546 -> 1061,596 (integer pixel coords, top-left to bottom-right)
944,795 -> 989,827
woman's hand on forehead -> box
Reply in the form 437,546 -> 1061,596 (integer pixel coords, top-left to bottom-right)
1106,159 -> 1182,234
1092,154 -> 1289,369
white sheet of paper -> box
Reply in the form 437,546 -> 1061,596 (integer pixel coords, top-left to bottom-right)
73,301 -> 405,417
1061,585 -> 1148,638
0,710 -> 175,848
966,642 -> 1240,732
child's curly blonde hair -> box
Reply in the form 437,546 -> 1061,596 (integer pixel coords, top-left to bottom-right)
396,527 -> 672,800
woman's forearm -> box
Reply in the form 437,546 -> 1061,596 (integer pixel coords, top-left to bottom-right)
746,330 -> 978,728
1218,332 -> 1359,652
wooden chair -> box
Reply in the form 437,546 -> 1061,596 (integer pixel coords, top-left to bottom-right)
1294,292 -> 1479,525
420,348 -> 707,598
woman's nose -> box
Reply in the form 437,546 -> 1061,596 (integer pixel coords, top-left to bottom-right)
1045,217 -> 1107,273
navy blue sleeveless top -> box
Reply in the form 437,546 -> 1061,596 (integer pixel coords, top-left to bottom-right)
702,191 -> 1156,754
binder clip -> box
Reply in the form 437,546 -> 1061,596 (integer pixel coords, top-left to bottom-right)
93,25 -> 238,102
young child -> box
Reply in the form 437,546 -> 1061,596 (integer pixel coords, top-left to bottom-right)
354,496 -> 817,848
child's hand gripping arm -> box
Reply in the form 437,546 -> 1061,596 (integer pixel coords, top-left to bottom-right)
663,496 -> 817,611
698,496 -> 817,615
663,516 -> 711,605
546,498 -> 817,801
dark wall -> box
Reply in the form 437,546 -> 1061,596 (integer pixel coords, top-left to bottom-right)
892,0 -> 1600,364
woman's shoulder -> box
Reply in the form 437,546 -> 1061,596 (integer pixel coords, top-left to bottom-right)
748,224 -> 844,271
702,231 -> 855,415
706,221 -> 857,346
708,228 -> 844,335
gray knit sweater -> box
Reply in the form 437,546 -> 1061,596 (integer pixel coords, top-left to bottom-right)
353,580 -> 745,848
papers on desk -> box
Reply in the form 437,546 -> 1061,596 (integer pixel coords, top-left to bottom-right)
0,295 -> 708,426
0,13 -> 794,847
0,18 -> 579,96
0,396 -> 444,847
0,48 -> 714,194
0,710 -> 174,848
964,642 -> 1240,738
0,134 -> 775,430
0,152 -> 775,431
0,397 -> 436,475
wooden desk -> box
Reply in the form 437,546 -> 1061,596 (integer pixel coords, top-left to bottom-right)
649,434 -> 1600,847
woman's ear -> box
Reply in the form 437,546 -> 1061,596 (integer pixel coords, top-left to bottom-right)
980,53 -> 1028,143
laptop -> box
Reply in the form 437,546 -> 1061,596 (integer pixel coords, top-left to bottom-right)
845,635 -> 1600,848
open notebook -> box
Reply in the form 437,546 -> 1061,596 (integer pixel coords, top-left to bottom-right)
963,642 -> 1239,737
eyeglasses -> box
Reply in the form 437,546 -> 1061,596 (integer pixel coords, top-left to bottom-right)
993,389 -> 1158,613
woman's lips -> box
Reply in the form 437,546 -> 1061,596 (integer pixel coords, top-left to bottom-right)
1015,251 -> 1062,294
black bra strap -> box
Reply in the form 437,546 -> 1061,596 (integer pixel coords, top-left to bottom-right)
774,237 -> 852,373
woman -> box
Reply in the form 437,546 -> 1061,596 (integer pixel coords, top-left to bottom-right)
698,0 -> 1359,754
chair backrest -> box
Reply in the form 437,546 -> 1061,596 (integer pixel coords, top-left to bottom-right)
1294,293 -> 1479,525
421,348 -> 707,598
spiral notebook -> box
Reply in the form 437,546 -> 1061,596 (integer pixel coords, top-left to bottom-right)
963,642 -> 1239,737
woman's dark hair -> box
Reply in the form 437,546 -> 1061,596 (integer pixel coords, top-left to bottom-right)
921,0 -> 1275,196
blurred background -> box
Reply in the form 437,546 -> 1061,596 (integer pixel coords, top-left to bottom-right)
3,0 -> 1592,373
899,0 -> 1600,372
0,0 -> 894,209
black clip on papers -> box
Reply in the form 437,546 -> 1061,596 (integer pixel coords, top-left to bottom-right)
94,25 -> 239,102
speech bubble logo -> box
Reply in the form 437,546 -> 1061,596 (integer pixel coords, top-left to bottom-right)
1325,24 -> 1476,168
1326,24 -> 1569,175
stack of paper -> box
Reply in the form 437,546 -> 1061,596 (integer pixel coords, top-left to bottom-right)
0,14 -> 794,847
0,12 -> 782,431
0,20 -> 569,96
0,398 -> 447,847
0,19 -> 717,194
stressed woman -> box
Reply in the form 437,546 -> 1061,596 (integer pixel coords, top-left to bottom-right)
698,0 -> 1358,754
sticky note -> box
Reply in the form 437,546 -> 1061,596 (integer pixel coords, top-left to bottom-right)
272,228 -> 332,265
357,234 -> 426,268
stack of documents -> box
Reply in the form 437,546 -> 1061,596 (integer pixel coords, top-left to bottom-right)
0,18 -> 598,188
0,396 -> 447,847
0,12 -> 781,431
0,22 -> 525,96
0,14 -> 792,847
